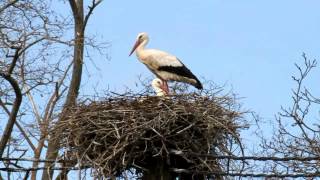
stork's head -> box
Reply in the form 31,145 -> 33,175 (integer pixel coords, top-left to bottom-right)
151,78 -> 167,96
129,32 -> 149,56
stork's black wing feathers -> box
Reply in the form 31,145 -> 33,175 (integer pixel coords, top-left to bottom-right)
157,65 -> 194,79
157,65 -> 203,89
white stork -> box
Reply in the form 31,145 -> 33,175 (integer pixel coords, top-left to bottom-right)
151,78 -> 168,97
129,32 -> 202,94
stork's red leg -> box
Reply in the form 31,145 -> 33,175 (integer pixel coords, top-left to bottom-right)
162,80 -> 169,95
159,79 -> 169,95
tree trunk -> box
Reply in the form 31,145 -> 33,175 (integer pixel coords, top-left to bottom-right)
41,1 -> 84,179
142,160 -> 174,180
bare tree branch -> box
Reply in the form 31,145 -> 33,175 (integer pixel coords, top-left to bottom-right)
0,72 -> 22,157
83,0 -> 103,32
0,98 -> 36,152
0,0 -> 19,14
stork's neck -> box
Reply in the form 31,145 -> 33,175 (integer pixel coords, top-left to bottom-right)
136,40 -> 148,58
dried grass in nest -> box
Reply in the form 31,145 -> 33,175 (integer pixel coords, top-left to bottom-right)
55,84 -> 247,178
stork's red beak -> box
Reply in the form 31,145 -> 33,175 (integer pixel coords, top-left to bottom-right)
129,39 -> 141,56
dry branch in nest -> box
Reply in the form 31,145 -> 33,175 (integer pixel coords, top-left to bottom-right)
55,84 -> 247,179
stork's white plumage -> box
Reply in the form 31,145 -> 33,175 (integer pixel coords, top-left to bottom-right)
151,78 -> 168,97
129,32 -> 202,94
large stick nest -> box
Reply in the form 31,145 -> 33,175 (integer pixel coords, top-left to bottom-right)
55,84 -> 247,178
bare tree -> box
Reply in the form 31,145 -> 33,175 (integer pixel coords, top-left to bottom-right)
259,54 -> 320,174
0,0 -> 104,179
42,0 -> 103,179
1,1 -> 71,179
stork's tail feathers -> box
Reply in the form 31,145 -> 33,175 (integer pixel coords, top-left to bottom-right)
194,81 -> 203,90
193,78 -> 203,90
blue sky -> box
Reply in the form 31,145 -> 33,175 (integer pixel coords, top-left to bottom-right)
3,1 -> 320,179
5,1 -> 315,179
78,0 -> 320,143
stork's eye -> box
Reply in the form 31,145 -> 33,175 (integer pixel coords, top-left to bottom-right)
139,35 -> 143,39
